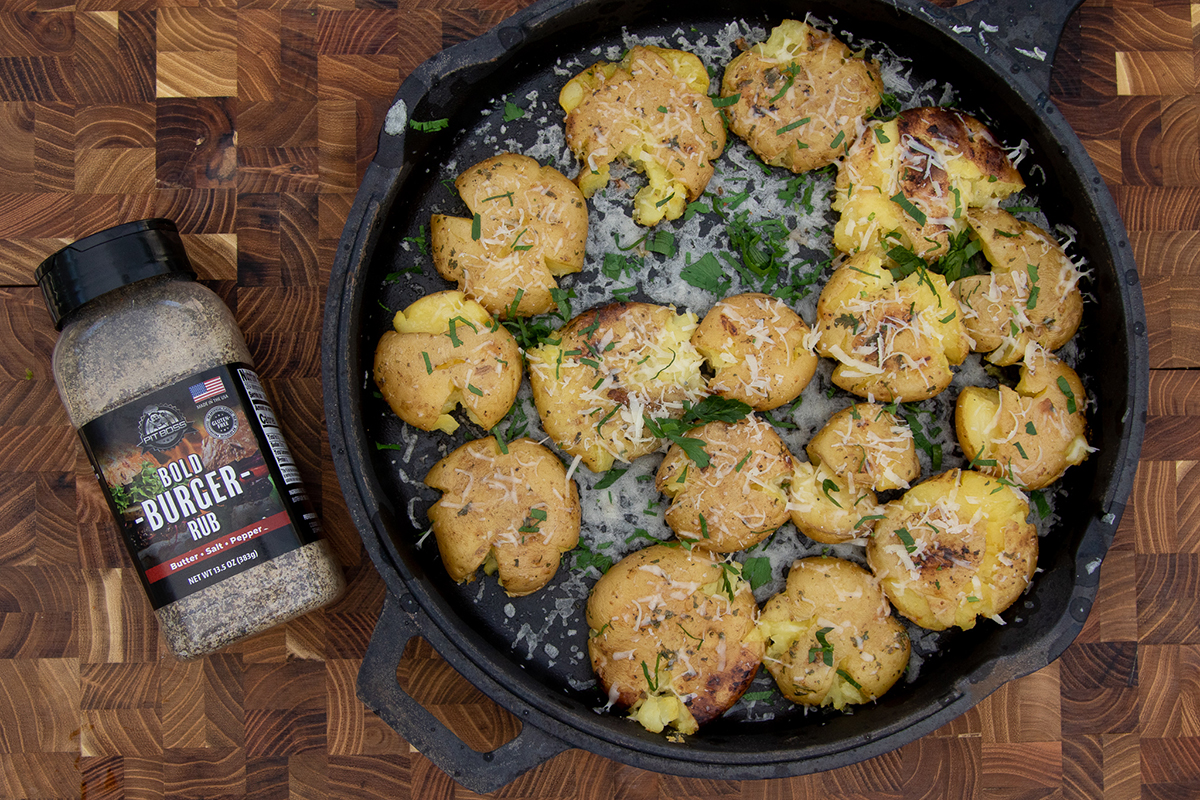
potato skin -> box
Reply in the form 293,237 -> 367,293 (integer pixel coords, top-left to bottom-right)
834,107 -> 1024,260
424,437 -> 581,597
691,293 -> 818,411
527,302 -> 705,472
586,545 -> 762,734
866,469 -> 1037,631
431,153 -> 588,318
373,291 -> 521,434
814,253 -> 971,402
956,347 -> 1090,489
720,20 -> 883,173
807,402 -> 919,491
656,416 -> 794,552
758,557 -> 910,708
953,207 -> 1085,366
560,45 -> 725,226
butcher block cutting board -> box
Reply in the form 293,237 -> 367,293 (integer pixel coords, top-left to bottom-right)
0,0 -> 1196,797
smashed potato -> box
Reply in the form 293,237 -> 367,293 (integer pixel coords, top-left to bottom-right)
587,545 -> 762,735
814,252 -> 971,402
789,460 -> 879,545
834,106 -> 1024,260
431,153 -> 588,318
952,207 -> 1085,365
373,291 -> 521,434
866,469 -> 1037,631
425,437 -> 581,596
656,416 -> 794,552
691,293 -> 818,411
956,347 -> 1090,489
757,557 -> 910,709
527,302 -> 705,472
721,20 -> 883,173
560,45 -> 725,226
807,403 -> 920,491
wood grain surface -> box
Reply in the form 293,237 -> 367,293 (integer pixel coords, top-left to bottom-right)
0,0 -> 1195,797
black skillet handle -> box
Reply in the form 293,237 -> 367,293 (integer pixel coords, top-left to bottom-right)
357,592 -> 571,794
936,0 -> 1084,96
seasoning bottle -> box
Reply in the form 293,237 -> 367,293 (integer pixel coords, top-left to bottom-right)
37,219 -> 345,660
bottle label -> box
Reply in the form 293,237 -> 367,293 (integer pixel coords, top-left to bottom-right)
79,363 -> 322,609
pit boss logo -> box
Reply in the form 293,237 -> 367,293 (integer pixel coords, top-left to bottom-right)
137,404 -> 190,450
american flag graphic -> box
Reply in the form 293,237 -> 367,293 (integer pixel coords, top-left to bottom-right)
189,376 -> 226,404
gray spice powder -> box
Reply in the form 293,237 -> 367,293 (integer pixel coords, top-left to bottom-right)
54,274 -> 345,660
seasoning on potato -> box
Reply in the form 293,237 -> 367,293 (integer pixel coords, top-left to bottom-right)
431,153 -> 588,318
424,437 -> 581,597
952,207 -> 1085,366
867,469 -> 1038,631
814,252 -> 971,402
720,19 -> 884,173
834,106 -> 1024,260
586,544 -> 762,735
526,302 -> 705,473
956,347 -> 1091,490
788,460 -> 880,545
691,292 -> 819,411
655,415 -> 794,552
756,557 -> 910,709
807,402 -> 920,491
559,45 -> 726,226
373,290 -> 521,434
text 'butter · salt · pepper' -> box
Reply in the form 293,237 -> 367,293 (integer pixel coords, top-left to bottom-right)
36,218 -> 345,660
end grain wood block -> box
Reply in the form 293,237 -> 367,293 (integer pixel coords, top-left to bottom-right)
156,9 -> 237,99
1116,51 -> 1194,96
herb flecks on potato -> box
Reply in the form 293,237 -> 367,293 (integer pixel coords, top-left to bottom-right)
431,153 -> 588,318
814,252 -> 971,402
692,293 -> 819,411
788,460 -> 880,545
807,402 -> 920,491
956,347 -> 1091,490
721,20 -> 883,173
952,207 -> 1085,366
560,45 -> 726,226
373,290 -> 521,434
756,557 -> 910,709
425,437 -> 581,597
527,302 -> 705,473
867,469 -> 1037,631
834,106 -> 1024,260
586,545 -> 763,735
656,416 -> 794,553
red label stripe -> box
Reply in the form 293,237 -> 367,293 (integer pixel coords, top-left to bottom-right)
143,511 -> 291,584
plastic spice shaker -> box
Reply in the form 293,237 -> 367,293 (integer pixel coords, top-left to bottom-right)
37,219 -> 345,660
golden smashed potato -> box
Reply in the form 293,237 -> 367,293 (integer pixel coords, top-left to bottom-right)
814,252 -> 971,402
425,437 -> 581,597
373,291 -> 521,434
756,557 -> 910,709
952,207 -> 1085,366
789,460 -> 879,545
431,153 -> 588,318
807,403 -> 920,491
656,416 -> 794,552
721,20 -> 883,173
560,45 -> 725,226
866,469 -> 1037,631
691,293 -> 818,411
527,302 -> 705,472
834,106 -> 1024,260
956,348 -> 1090,489
586,545 -> 762,735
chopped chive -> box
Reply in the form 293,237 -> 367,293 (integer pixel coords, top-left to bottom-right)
421,351 -> 433,374
471,213 -> 481,240
890,192 -> 927,226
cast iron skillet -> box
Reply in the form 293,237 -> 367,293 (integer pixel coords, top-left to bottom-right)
323,0 -> 1147,792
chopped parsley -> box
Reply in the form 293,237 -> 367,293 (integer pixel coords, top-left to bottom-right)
1057,376 -> 1079,414
409,118 -> 449,133
593,468 -> 627,491
809,627 -> 835,667
895,526 -> 917,554
890,192 -> 927,227
740,556 -> 772,591
470,212 -> 481,240
502,101 -> 525,121
680,252 -> 731,295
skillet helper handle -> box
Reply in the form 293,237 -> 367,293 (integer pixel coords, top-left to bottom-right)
939,0 -> 1084,95
357,592 -> 570,794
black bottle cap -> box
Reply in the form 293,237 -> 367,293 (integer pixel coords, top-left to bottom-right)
35,218 -> 198,331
